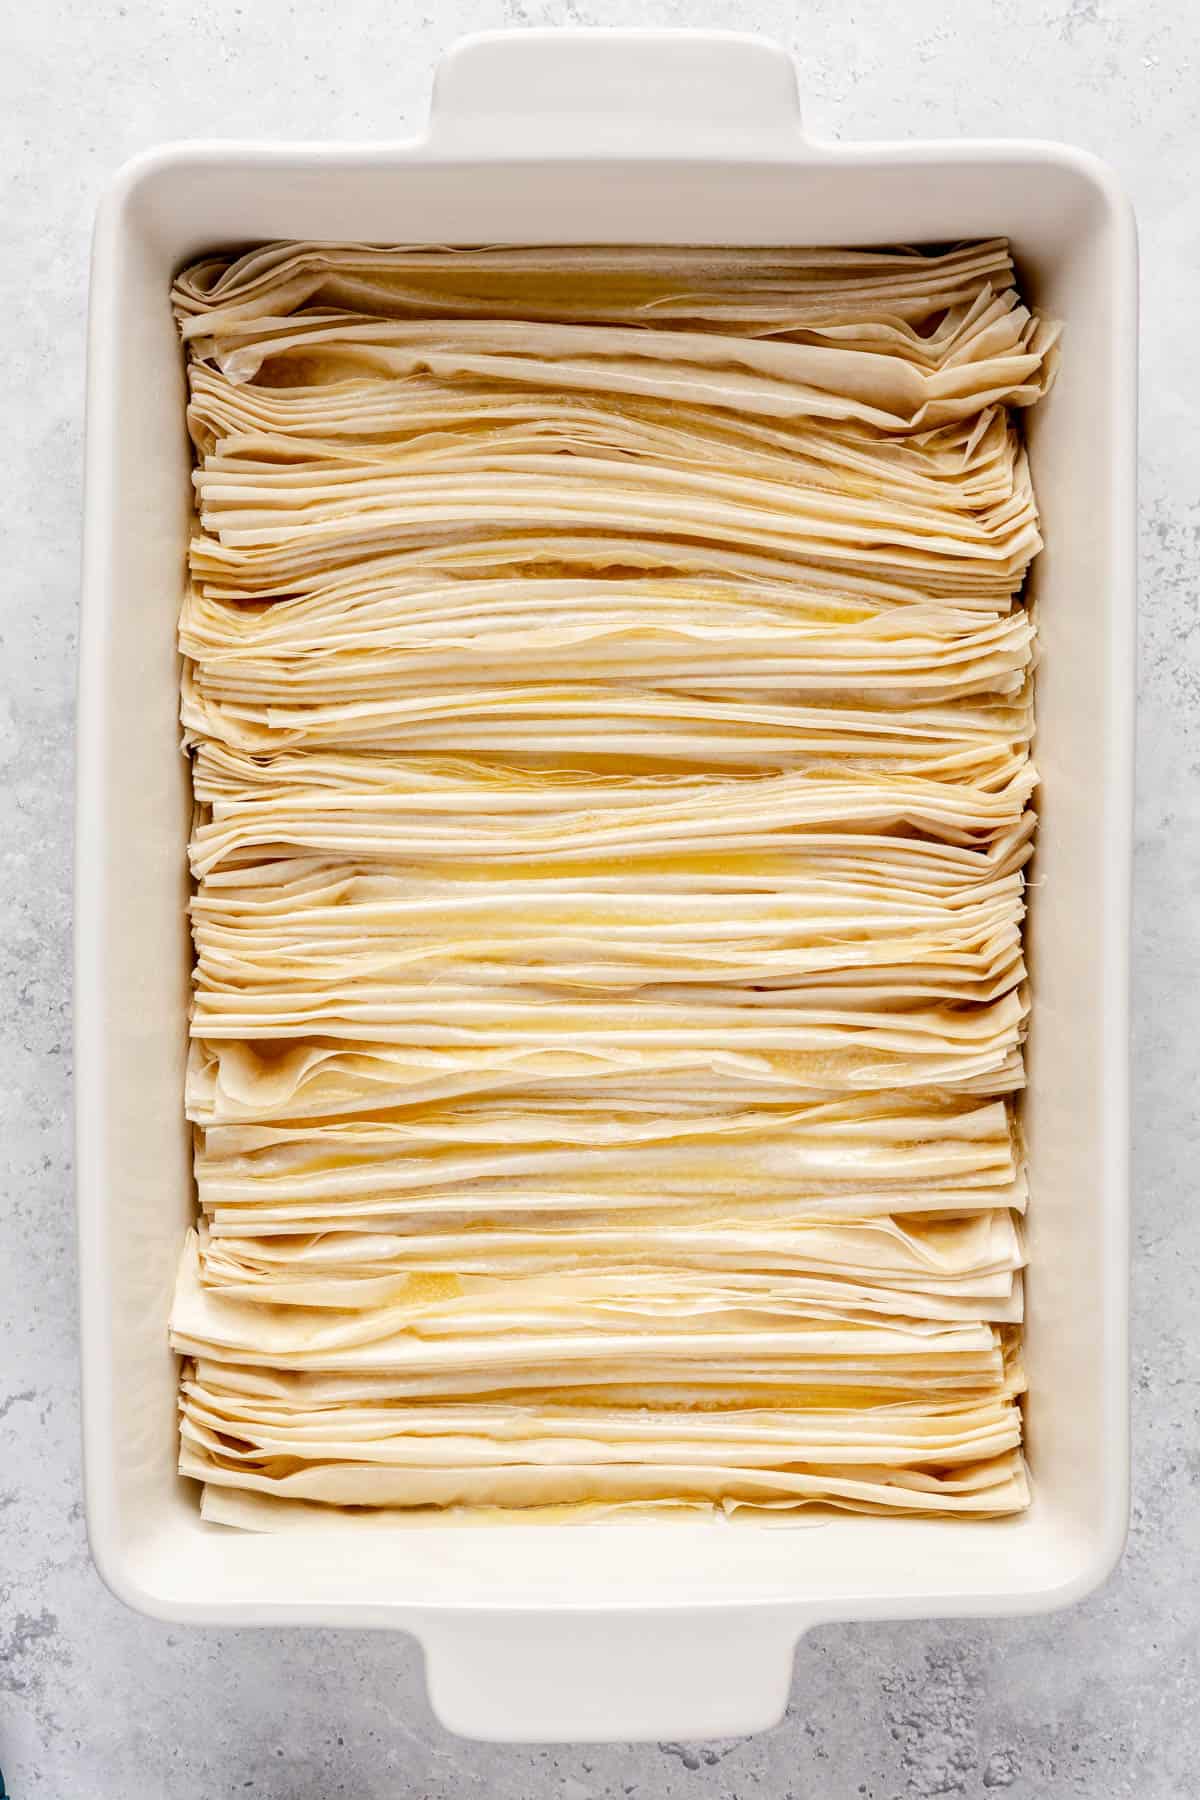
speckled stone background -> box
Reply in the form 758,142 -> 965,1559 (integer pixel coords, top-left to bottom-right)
1,0 -> 1194,1793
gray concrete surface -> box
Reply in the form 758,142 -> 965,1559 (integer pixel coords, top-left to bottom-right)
1,0 -> 1195,1792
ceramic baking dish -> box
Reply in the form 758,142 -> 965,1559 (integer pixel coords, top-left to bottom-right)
76,29 -> 1137,1742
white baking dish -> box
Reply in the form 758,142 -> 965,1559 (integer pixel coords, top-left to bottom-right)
76,29 -> 1136,1742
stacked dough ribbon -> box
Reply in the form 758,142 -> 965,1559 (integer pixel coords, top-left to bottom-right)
169,240 -> 1055,1529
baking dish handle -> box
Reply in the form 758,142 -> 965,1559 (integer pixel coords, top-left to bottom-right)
428,29 -> 806,157
418,1609 -> 800,1742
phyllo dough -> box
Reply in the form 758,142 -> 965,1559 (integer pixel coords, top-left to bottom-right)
169,240 -> 1054,1528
